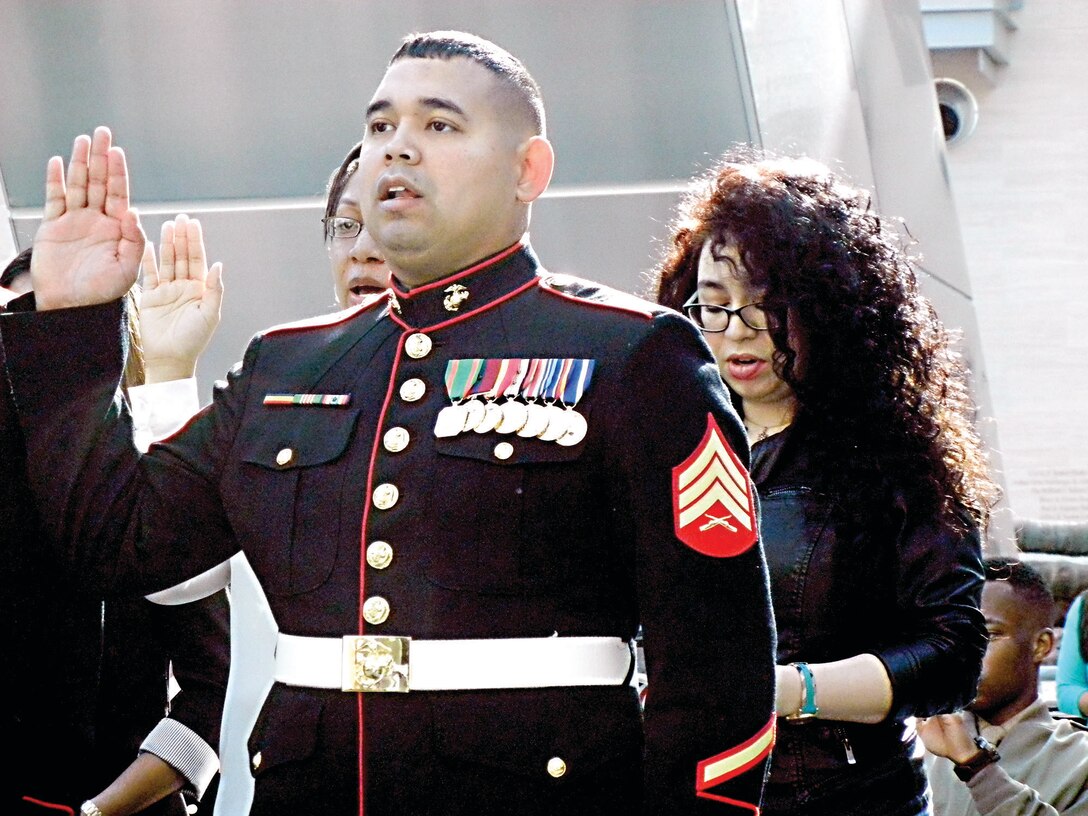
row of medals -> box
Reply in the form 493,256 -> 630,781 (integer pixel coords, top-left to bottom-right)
434,396 -> 588,447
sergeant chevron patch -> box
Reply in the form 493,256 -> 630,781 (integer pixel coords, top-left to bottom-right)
672,413 -> 757,557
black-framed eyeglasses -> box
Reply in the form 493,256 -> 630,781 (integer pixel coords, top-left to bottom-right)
322,216 -> 363,241
682,292 -> 771,333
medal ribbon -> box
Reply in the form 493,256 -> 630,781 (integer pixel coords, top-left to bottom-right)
520,358 -> 545,401
538,358 -> 564,404
562,359 -> 596,407
502,359 -> 530,399
444,359 -> 485,403
467,358 -> 506,399
551,358 -> 576,405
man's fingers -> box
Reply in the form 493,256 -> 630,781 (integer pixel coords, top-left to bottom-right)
173,213 -> 191,280
119,209 -> 146,288
141,242 -> 159,289
104,143 -> 131,221
86,126 -> 111,211
65,134 -> 91,211
205,262 -> 225,318
159,220 -> 177,282
185,217 -> 207,278
43,156 -> 68,221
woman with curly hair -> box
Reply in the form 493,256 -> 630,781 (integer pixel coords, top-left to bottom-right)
653,147 -> 998,815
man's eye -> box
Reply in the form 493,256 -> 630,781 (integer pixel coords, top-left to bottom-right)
368,121 -> 391,135
429,121 -> 453,133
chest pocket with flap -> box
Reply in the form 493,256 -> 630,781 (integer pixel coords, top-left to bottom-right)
233,408 -> 362,596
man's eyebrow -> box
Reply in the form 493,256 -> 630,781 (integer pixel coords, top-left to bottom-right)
365,99 -> 390,120
365,97 -> 467,121
420,97 -> 467,118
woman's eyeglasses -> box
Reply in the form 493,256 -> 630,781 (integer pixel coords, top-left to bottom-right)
682,292 -> 771,333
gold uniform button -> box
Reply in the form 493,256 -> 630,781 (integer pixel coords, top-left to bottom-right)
546,756 -> 567,778
251,751 -> 262,771
363,596 -> 391,625
405,333 -> 432,359
383,427 -> 410,453
493,441 -> 514,460
400,378 -> 426,402
366,541 -> 394,570
275,447 -> 294,467
372,483 -> 399,510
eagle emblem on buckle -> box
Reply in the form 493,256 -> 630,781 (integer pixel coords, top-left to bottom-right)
342,636 -> 410,692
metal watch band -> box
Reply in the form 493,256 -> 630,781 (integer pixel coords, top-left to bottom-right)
80,801 -> 104,816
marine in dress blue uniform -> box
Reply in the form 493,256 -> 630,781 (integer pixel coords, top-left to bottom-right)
1,31 -> 775,815
5,241 -> 775,814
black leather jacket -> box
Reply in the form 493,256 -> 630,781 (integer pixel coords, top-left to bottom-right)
754,420 -> 986,815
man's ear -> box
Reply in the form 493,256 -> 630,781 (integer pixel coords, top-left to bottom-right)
1034,627 -> 1055,663
516,136 -> 554,204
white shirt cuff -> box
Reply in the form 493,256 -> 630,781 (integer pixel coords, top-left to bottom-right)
128,378 -> 201,453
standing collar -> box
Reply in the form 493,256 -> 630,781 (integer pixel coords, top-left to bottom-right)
388,242 -> 540,331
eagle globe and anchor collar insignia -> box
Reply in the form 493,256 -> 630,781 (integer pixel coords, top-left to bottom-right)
442,283 -> 470,312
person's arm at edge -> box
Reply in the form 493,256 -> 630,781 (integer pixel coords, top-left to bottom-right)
1056,595 -> 1088,717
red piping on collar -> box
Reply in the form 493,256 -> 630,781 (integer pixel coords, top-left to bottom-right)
389,276 -> 540,333
390,241 -> 525,300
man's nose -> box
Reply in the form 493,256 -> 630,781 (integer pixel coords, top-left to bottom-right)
384,128 -> 419,164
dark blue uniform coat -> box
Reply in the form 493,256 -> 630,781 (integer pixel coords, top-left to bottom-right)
2,244 -> 775,815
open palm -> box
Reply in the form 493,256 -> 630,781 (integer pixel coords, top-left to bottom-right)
31,127 -> 145,310
139,214 -> 223,383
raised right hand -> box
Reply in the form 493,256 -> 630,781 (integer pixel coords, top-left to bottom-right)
30,126 -> 145,310
139,213 -> 224,384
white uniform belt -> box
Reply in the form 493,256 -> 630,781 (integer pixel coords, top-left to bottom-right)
274,633 -> 633,693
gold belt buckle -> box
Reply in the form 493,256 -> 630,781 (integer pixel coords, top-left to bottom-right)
341,636 -> 411,692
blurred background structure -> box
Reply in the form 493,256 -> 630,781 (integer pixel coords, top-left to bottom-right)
2,1 -> 1085,545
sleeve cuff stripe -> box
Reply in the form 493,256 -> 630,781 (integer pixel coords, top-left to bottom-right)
697,713 -> 776,789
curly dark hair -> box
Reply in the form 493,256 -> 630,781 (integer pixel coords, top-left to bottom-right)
651,146 -> 999,529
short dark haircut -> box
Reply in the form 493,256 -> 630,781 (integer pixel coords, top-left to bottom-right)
390,30 -> 546,136
1,247 -> 32,289
984,558 -> 1055,626
324,141 -> 362,234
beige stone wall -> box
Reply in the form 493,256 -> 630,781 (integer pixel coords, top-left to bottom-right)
931,2 -> 1088,522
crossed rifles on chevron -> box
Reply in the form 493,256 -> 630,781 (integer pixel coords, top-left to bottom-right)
699,514 -> 738,532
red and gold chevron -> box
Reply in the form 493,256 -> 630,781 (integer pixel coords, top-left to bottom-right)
672,413 -> 757,557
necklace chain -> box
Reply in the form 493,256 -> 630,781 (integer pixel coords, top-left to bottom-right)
746,420 -> 789,443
